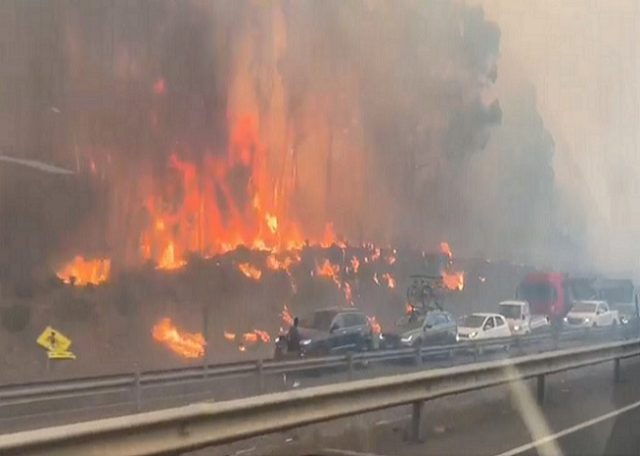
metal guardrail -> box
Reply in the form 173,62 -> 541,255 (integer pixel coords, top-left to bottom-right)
0,325 -> 628,406
0,337 -> 638,455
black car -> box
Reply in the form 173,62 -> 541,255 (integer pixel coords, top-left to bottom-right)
381,310 -> 457,349
275,308 -> 375,358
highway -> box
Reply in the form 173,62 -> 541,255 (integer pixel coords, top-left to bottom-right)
207,355 -> 640,456
0,326 -> 634,450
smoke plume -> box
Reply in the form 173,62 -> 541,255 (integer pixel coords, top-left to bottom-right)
0,0 -> 577,283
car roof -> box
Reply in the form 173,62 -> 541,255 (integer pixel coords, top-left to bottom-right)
574,300 -> 606,305
313,307 -> 363,314
471,312 -> 503,318
499,300 -> 527,306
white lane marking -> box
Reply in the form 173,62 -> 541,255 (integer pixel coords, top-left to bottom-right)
374,414 -> 411,427
495,398 -> 640,456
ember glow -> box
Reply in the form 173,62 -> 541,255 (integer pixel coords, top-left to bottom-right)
56,256 -> 111,286
266,252 -> 300,272
237,263 -> 262,280
224,328 -> 271,351
443,271 -> 465,291
315,259 -> 340,283
368,315 -> 382,335
381,273 -> 396,289
151,318 -> 205,359
350,256 -> 360,274
439,242 -> 465,291
281,304 -> 294,328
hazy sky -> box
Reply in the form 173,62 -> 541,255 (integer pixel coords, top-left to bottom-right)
480,0 -> 640,274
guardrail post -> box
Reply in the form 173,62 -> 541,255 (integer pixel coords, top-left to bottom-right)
536,374 -> 545,405
134,367 -> 142,412
552,324 -> 560,350
473,342 -> 479,361
410,401 -> 423,442
347,353 -> 354,381
614,358 -> 621,383
512,335 -> 519,355
415,346 -> 422,366
256,359 -> 265,394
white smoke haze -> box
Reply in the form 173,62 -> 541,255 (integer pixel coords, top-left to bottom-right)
480,0 -> 640,277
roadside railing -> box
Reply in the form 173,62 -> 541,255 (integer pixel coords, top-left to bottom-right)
0,324 -> 630,409
1,337 -> 638,455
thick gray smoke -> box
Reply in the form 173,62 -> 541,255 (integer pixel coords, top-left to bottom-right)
0,0 -> 578,286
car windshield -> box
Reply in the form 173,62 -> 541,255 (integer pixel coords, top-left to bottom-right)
397,314 -> 425,330
571,303 -> 597,313
300,311 -> 336,332
498,305 -> 522,319
462,315 -> 486,328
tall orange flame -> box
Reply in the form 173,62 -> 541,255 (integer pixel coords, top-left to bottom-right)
139,115 -> 310,269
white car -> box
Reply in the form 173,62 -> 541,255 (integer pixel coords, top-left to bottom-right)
564,300 -> 620,328
498,300 -> 549,336
457,313 -> 512,341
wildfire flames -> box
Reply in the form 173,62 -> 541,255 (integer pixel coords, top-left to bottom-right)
315,259 -> 340,282
56,256 -> 111,286
237,262 -> 262,280
439,242 -> 465,291
381,273 -> 396,289
152,318 -> 206,359
443,271 -> 465,291
223,328 -> 271,352
368,315 -> 382,335
138,116 -> 315,270
281,304 -> 294,328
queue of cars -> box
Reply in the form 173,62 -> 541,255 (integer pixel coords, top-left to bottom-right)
274,273 -> 639,359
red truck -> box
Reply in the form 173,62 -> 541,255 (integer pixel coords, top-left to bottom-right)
515,273 -> 595,324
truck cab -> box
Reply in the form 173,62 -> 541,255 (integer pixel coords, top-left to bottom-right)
516,273 -> 596,324
498,300 -> 549,335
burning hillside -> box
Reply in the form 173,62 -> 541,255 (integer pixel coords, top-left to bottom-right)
149,240 -> 464,358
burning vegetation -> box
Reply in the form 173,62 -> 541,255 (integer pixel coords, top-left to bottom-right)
152,318 -> 206,359
0,1 -> 520,368
56,256 -> 111,287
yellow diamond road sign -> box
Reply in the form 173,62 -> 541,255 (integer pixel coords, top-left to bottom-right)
36,326 -> 75,359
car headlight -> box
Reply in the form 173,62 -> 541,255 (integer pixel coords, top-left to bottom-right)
300,339 -> 312,346
378,334 -> 385,340
513,325 -> 520,332
469,331 -> 478,339
584,318 -> 591,323
622,317 -> 629,324
563,317 -> 568,323
455,334 -> 460,342
400,335 -> 414,343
